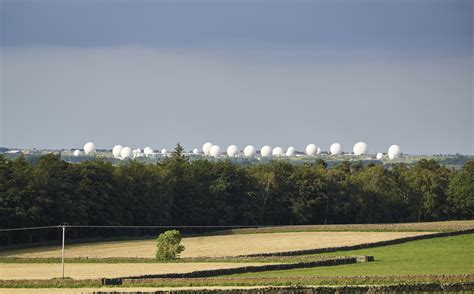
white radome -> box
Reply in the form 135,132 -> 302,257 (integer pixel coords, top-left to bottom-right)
73,150 -> 81,156
83,142 -> 96,155
227,145 -> 239,157
286,146 -> 296,156
244,145 -> 256,157
330,143 -> 342,155
112,145 -> 123,158
376,153 -> 383,160
120,147 -> 132,159
260,145 -> 272,157
144,147 -> 153,155
388,145 -> 401,157
306,144 -> 317,156
388,153 -> 397,160
316,147 -> 321,155
202,142 -> 213,156
353,142 -> 368,155
161,149 -> 167,155
135,148 -> 142,154
192,148 -> 199,155
210,145 -> 221,158
272,146 -> 284,156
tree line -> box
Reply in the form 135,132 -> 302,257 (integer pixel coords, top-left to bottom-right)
0,144 -> 472,245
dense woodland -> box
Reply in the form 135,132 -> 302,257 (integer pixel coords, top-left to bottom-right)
0,144 -> 472,245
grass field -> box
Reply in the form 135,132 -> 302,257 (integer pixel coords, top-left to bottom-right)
230,234 -> 474,277
0,231 -> 433,259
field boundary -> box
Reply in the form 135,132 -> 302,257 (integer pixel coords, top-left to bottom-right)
234,228 -> 474,258
102,256 -> 373,285
92,283 -> 474,293
1,274 -> 472,288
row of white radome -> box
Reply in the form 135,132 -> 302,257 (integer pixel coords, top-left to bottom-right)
75,142 -> 402,160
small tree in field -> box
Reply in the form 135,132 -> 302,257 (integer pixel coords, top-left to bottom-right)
156,230 -> 185,260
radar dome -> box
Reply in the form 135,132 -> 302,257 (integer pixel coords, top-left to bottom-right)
353,142 -> 368,155
227,145 -> 239,157
376,153 -> 383,160
272,146 -> 284,156
192,148 -> 199,154
316,147 -> 321,155
144,147 -> 153,155
120,147 -> 132,159
73,150 -> 81,156
260,145 -> 272,157
286,146 -> 296,156
388,145 -> 401,157
202,142 -> 213,156
244,145 -> 256,157
112,145 -> 123,158
330,143 -> 342,155
388,153 -> 397,160
306,144 -> 317,156
161,149 -> 167,155
210,145 -> 221,157
83,142 -> 96,155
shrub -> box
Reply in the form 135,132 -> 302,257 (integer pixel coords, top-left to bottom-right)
156,230 -> 185,261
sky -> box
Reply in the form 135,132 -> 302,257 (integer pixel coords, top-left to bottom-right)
1,0 -> 473,155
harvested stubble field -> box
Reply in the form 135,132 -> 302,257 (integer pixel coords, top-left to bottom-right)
0,231 -> 433,259
0,262 -> 275,280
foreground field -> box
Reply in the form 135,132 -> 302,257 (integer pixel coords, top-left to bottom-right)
0,232 -> 473,292
231,234 -> 474,277
0,262 -> 275,280
0,231 -> 433,259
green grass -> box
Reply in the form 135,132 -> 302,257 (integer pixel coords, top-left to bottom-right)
229,234 -> 474,277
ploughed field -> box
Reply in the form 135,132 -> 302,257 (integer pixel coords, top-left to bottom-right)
0,231 -> 433,259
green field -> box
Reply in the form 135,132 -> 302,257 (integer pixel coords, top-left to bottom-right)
231,234 -> 474,277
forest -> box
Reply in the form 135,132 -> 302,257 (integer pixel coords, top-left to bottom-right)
0,144 -> 472,245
